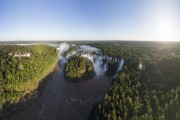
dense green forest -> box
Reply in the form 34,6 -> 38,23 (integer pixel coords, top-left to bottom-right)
0,45 -> 58,115
106,62 -> 119,76
64,56 -> 94,82
89,42 -> 180,120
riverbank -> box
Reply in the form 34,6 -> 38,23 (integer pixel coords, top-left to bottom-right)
1,62 -> 59,119
0,45 -> 59,118
8,44 -> 114,120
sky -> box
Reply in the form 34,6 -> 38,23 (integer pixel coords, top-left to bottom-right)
0,0 -> 179,41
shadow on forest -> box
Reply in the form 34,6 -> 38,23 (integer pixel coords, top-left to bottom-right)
0,64 -> 59,119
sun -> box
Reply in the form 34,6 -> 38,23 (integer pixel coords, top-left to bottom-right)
145,13 -> 178,41
156,19 -> 177,41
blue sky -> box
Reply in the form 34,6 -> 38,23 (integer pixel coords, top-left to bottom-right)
0,0 -> 179,41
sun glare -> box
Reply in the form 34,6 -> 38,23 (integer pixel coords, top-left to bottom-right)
157,19 -> 177,41
144,0 -> 179,41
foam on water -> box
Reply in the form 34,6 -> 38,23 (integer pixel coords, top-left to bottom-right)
58,43 -> 124,77
80,45 -> 100,52
59,43 -> 70,56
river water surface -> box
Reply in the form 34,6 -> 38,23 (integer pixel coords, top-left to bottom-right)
10,61 -> 111,120
9,44 -> 123,120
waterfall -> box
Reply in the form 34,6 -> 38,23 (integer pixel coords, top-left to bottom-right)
113,59 -> 124,79
103,63 -> 108,72
59,43 -> 70,56
58,43 -> 124,78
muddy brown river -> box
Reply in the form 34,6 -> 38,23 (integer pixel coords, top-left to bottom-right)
9,60 -> 112,120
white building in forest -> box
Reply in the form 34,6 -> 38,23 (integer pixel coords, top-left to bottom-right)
9,52 -> 31,57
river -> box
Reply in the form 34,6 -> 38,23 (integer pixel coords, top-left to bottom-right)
9,43 -> 123,120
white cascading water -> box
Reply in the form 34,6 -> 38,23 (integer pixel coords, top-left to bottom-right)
113,58 -> 124,78
57,43 -> 124,78
81,54 -> 94,62
80,45 -> 100,52
81,54 -> 106,75
59,43 -> 70,56
103,63 -> 108,72
93,56 -> 106,75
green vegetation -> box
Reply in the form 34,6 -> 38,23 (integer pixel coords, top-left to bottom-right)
64,45 -> 79,57
64,56 -> 94,82
106,62 -> 119,76
89,42 -> 180,120
0,45 -> 58,115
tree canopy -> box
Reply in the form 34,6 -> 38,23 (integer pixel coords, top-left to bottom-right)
0,44 -> 58,115
89,42 -> 180,120
64,56 -> 94,82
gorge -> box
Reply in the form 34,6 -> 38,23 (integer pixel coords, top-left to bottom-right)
2,43 -> 124,120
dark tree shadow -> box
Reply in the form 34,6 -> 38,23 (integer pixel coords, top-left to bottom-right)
0,64 -> 58,119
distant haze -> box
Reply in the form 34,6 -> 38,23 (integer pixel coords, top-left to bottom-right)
0,0 -> 179,41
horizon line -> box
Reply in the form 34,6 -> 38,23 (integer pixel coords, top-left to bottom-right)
0,40 -> 180,42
